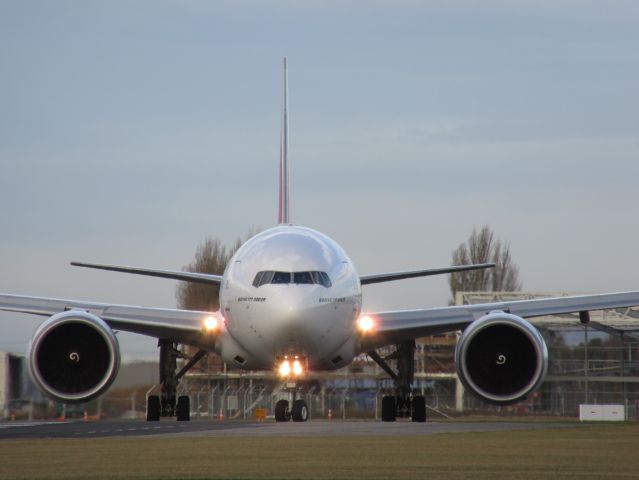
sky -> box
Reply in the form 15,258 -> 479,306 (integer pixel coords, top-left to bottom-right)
1,1 -> 638,361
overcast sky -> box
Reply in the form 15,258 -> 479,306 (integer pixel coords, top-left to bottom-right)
1,1 -> 638,361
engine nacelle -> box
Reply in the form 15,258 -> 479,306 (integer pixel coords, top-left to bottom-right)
455,311 -> 548,405
27,311 -> 120,403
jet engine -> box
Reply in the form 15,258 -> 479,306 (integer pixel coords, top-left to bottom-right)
455,311 -> 548,405
27,311 -> 120,403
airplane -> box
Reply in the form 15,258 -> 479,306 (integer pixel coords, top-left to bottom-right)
2,58 -> 639,423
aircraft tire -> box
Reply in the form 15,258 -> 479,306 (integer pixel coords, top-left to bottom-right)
275,399 -> 290,422
176,395 -> 190,421
411,395 -> 426,422
147,395 -> 161,421
381,395 -> 396,422
291,399 -> 309,422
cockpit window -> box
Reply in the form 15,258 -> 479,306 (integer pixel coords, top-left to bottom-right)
252,271 -> 332,288
293,272 -> 314,284
252,271 -> 274,287
317,271 -> 332,288
252,271 -> 264,287
309,271 -> 332,287
272,271 -> 292,284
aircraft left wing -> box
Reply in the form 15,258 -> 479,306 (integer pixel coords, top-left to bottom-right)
360,263 -> 494,285
0,293 -> 216,347
359,290 -> 639,352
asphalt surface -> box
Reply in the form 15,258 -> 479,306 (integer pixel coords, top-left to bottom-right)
0,419 -> 257,439
0,419 -> 577,440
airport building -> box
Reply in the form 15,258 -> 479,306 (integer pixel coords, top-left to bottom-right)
0,352 -> 41,419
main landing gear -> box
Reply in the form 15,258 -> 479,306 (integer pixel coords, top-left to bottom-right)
146,339 -> 207,422
274,383 -> 309,422
368,341 -> 427,422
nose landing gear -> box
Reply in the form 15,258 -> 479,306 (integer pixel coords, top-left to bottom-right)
274,383 -> 309,422
274,398 -> 309,422
291,399 -> 309,421
274,399 -> 291,421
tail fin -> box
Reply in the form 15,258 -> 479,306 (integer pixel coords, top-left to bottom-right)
278,57 -> 290,224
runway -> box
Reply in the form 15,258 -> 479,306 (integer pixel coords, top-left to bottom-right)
0,419 -> 577,440
0,419 -> 255,439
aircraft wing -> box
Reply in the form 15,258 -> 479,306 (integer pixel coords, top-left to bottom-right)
359,291 -> 639,352
71,261 -> 223,285
360,263 -> 494,285
0,293 -> 215,346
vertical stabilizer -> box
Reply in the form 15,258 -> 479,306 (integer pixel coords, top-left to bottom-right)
278,57 -> 290,224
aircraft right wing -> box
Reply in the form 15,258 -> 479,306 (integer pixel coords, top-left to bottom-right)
359,290 -> 639,352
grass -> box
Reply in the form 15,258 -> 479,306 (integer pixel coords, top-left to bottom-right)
1,424 -> 638,479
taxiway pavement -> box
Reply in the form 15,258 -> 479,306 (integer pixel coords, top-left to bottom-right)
0,419 -> 577,440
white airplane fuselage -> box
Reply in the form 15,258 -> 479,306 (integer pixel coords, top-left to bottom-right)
216,225 -> 363,372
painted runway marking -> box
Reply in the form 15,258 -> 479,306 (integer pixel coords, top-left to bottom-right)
0,422 -> 66,429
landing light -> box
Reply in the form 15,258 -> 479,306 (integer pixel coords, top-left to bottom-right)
279,360 -> 291,377
357,315 -> 375,333
278,356 -> 305,378
204,315 -> 219,332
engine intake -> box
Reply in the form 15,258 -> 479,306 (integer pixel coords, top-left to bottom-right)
28,311 -> 120,403
455,311 -> 548,405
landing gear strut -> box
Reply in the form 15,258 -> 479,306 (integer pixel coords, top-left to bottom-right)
274,382 -> 309,422
159,339 -> 179,417
369,341 -> 426,422
146,339 -> 207,422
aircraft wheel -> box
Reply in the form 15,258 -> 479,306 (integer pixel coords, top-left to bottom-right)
275,399 -> 290,422
176,395 -> 190,421
381,395 -> 396,422
411,395 -> 426,423
146,395 -> 160,421
291,399 -> 309,422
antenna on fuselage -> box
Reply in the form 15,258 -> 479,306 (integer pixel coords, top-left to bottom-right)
278,57 -> 290,224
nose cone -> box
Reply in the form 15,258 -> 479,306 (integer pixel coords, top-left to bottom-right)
259,287 -> 342,357
272,288 -> 322,334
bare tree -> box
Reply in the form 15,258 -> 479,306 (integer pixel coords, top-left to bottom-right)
449,225 -> 522,303
176,230 -> 258,373
176,238 -> 229,312
176,229 -> 258,311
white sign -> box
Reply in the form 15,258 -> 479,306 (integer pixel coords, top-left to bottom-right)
579,404 -> 625,421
